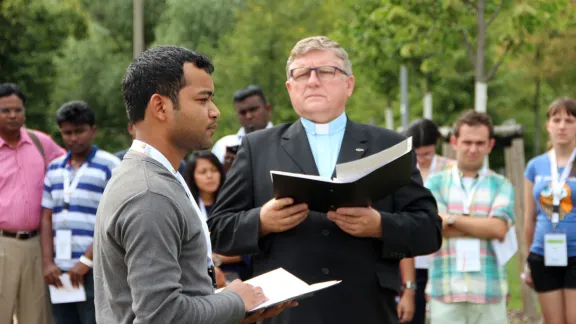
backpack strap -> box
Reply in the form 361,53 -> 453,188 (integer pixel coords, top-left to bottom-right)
27,130 -> 46,166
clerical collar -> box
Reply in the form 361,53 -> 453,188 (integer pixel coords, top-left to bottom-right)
300,112 -> 347,135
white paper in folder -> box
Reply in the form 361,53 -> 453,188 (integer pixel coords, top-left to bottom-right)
216,268 -> 341,312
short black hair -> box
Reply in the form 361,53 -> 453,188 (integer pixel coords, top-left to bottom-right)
122,45 -> 215,123
403,118 -> 442,148
233,85 -> 267,105
56,100 -> 95,127
0,83 -> 27,105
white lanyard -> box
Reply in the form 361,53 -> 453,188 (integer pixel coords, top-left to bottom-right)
62,163 -> 89,207
452,165 -> 487,215
198,198 -> 208,221
130,140 -> 213,267
549,148 -> 576,226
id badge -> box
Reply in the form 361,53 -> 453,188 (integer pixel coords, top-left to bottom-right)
55,229 -> 72,261
455,238 -> 481,272
544,232 -> 568,267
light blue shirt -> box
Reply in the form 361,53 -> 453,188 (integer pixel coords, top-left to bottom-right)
525,153 -> 576,257
301,112 -> 347,178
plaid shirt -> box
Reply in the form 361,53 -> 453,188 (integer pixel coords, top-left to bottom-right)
424,166 -> 515,303
431,155 -> 455,175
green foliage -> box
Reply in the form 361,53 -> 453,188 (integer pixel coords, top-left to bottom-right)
79,0 -> 166,48
0,0 -> 87,133
50,22 -> 131,151
208,0 -> 346,138
49,0 -> 169,153
153,0 -> 242,55
4,0 -> 576,166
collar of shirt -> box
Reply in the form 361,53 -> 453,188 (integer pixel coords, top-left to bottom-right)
0,127 -> 33,148
236,121 -> 274,138
300,112 -> 347,135
453,165 -> 488,180
61,145 -> 99,167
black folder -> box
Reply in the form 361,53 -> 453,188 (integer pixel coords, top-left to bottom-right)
270,137 -> 413,213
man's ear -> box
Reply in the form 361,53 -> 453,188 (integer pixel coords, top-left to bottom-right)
148,94 -> 170,122
488,138 -> 496,152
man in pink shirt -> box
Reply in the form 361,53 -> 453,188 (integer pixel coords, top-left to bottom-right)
0,83 -> 65,324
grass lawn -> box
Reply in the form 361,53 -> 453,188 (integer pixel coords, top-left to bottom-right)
506,256 -> 542,323
506,256 -> 523,310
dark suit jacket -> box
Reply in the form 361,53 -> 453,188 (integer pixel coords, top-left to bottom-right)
208,119 -> 442,324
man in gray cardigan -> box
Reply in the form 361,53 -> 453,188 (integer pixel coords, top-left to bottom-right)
93,46 -> 295,324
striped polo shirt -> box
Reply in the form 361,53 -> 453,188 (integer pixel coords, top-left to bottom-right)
42,145 -> 120,270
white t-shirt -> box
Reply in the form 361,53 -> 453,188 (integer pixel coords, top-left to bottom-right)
211,122 -> 273,163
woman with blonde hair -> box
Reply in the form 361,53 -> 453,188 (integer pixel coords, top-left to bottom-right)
523,97 -> 576,324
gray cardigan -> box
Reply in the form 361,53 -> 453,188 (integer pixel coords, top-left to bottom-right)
94,151 -> 245,324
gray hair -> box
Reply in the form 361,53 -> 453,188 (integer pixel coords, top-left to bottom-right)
286,36 -> 353,80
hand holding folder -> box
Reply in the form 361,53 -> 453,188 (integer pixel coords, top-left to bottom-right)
216,268 -> 341,314
270,137 -> 414,213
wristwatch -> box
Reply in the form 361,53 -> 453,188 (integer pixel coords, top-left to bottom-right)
446,214 -> 456,226
214,255 -> 222,267
403,281 -> 417,290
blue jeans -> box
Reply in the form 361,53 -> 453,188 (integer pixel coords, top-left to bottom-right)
51,269 -> 96,324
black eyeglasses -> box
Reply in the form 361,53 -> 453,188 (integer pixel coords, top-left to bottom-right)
289,66 -> 348,83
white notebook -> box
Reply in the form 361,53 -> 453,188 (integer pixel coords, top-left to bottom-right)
216,268 -> 341,312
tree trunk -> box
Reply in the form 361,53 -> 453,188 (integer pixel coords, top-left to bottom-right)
533,77 -> 542,155
475,0 -> 487,113
400,65 -> 409,129
133,0 -> 144,58
504,138 -> 539,320
267,0 -> 276,106
423,74 -> 433,119
386,99 -> 394,130
533,45 -> 543,155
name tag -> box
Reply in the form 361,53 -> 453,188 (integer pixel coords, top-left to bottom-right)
456,238 -> 481,272
544,233 -> 568,267
55,230 -> 72,261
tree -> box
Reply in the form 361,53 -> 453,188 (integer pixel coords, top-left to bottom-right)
337,0 -> 476,127
50,0 -> 168,152
505,1 -> 575,155
153,0 -> 242,57
50,23 -> 132,151
208,0 -> 347,138
0,0 -> 87,132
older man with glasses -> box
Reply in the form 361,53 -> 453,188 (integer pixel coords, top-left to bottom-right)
208,36 -> 442,324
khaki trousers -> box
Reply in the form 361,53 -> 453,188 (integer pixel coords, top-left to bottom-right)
0,235 -> 53,324
429,298 -> 508,324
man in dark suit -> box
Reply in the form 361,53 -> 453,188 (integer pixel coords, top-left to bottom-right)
208,36 -> 442,324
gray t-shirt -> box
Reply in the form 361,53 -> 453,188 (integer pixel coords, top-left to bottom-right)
94,150 -> 245,324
